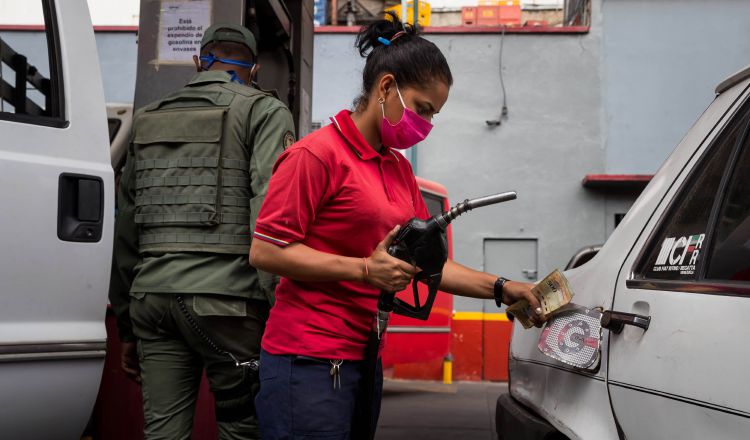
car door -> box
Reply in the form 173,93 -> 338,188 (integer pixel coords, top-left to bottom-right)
0,1 -> 113,438
607,81 -> 750,439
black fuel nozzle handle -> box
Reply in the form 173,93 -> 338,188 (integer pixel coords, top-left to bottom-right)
380,191 -> 518,321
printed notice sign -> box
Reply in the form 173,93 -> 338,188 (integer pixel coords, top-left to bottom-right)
158,0 -> 212,64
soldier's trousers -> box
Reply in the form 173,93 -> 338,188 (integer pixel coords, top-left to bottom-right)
130,292 -> 269,440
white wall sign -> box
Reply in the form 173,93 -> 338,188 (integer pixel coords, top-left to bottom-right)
157,0 -> 212,64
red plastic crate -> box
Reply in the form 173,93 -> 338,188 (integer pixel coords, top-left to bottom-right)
476,5 -> 499,27
461,6 -> 477,26
475,5 -> 521,27
498,4 -> 521,26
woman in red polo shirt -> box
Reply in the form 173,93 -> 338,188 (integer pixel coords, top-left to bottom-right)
250,14 -> 542,440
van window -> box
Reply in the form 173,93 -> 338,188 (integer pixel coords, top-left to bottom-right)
705,141 -> 750,282
634,105 -> 750,281
421,191 -> 445,217
108,118 -> 122,143
0,0 -> 64,126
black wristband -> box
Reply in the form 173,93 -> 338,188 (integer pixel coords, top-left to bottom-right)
493,277 -> 508,308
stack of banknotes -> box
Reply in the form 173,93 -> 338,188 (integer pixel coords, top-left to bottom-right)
507,269 -> 574,329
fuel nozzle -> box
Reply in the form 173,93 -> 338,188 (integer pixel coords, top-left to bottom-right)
436,191 -> 517,229
380,190 -> 518,321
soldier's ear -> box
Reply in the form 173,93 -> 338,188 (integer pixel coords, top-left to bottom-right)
193,55 -> 202,72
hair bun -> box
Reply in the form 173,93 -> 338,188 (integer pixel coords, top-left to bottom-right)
355,12 -> 417,57
351,12 -> 451,111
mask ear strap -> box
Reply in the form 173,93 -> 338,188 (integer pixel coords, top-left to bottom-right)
214,57 -> 255,69
199,53 -> 217,69
198,53 -> 255,70
395,85 -> 407,109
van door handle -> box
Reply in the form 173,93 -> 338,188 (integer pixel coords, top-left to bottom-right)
58,173 -> 104,242
600,310 -> 651,334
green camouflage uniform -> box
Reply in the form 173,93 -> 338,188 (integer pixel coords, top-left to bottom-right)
109,68 -> 294,440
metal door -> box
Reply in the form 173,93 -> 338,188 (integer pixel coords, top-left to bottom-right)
0,1 -> 113,437
484,238 -> 539,308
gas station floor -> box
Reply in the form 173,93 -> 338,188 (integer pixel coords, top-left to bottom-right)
376,380 -> 506,440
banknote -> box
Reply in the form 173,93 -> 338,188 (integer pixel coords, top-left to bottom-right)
506,269 -> 574,329
506,299 -> 535,329
532,269 -> 574,317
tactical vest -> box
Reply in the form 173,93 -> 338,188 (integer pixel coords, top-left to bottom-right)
132,82 -> 267,255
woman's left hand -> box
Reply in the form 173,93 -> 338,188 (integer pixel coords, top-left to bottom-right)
503,280 -> 545,325
439,260 -> 544,326
502,280 -> 539,307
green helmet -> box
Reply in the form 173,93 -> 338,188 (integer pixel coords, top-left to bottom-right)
201,23 -> 257,56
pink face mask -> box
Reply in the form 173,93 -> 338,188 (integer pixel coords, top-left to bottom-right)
380,85 -> 433,150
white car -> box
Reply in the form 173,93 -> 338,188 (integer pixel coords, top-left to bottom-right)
0,1 -> 113,438
499,66 -> 750,439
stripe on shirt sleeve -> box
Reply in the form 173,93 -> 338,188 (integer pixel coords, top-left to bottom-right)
253,231 -> 291,247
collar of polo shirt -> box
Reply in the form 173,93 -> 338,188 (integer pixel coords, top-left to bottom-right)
330,111 -> 401,163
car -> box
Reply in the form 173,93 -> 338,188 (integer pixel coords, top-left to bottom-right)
498,65 -> 750,439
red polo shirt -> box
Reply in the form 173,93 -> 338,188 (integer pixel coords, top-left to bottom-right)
253,110 -> 430,360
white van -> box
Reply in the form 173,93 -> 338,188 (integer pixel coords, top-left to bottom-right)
498,66 -> 750,439
0,1 -> 113,438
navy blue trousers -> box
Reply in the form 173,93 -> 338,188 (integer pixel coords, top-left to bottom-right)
255,349 -> 383,440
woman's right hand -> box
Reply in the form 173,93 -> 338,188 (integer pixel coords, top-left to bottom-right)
365,226 -> 418,292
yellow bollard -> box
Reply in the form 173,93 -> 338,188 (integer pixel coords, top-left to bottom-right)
442,353 -> 453,385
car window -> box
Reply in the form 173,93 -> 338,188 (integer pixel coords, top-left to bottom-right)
705,141 -> 750,282
108,118 -> 122,143
421,191 -> 445,217
634,104 -> 750,281
0,0 -> 65,127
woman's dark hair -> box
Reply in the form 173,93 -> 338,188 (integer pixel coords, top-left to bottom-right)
354,12 -> 453,109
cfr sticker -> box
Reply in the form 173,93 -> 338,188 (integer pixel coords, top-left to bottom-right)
283,131 -> 296,149
652,233 -> 705,275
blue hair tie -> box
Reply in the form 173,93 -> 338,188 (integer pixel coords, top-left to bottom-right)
377,37 -> 391,46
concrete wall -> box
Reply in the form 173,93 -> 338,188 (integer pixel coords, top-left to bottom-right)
94,32 -> 139,103
602,0 -> 750,173
421,31 -> 605,312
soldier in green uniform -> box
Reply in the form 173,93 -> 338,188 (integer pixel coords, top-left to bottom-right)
109,23 -> 295,440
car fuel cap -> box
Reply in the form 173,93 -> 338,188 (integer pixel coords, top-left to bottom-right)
537,305 -> 603,370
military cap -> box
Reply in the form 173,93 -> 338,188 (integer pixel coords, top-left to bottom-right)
201,23 -> 257,56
